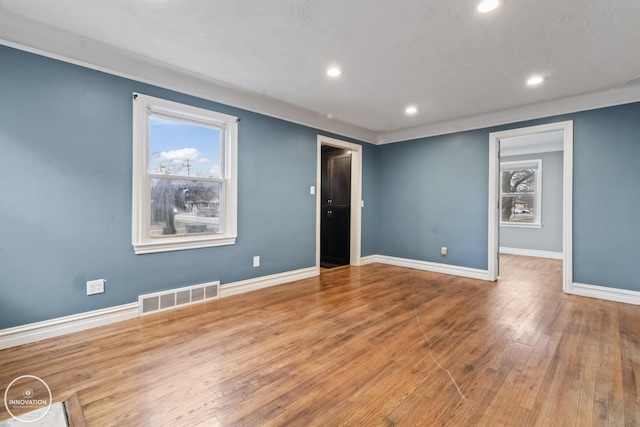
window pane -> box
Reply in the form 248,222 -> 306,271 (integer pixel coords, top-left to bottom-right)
150,178 -> 222,237
501,169 -> 535,193
501,195 -> 535,223
149,116 -> 221,178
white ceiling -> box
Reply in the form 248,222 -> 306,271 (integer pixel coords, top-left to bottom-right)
1,0 -> 639,144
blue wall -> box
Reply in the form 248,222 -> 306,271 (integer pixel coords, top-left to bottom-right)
377,102 -> 640,292
572,104 -> 640,290
0,46 -> 377,329
2,44 -> 640,330
376,131 -> 489,269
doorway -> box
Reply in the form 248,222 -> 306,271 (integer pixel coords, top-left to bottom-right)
498,131 -> 564,283
320,146 -> 351,267
316,135 -> 362,269
488,121 -> 573,292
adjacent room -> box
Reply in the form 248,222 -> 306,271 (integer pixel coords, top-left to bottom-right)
1,1 -> 639,425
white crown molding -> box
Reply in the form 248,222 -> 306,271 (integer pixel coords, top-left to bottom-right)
1,7 -> 639,146
0,8 -> 377,144
376,84 -> 640,144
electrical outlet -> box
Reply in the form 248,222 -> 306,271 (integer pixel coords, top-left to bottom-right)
441,247 -> 448,256
253,256 -> 260,267
87,279 -> 105,295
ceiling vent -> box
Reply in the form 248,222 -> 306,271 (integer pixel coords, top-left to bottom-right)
139,281 -> 219,316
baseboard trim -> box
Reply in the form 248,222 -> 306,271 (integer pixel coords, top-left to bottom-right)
0,267 -> 320,350
373,255 -> 490,281
220,266 -> 319,298
0,303 -> 139,350
570,282 -> 640,306
3,267 -> 635,352
500,247 -> 564,260
359,255 -> 376,265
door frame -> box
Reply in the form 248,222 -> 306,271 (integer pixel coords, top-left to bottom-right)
317,135 -> 362,267
488,120 -> 573,293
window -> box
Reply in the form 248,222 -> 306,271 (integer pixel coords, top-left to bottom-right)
500,159 -> 542,227
132,93 -> 238,254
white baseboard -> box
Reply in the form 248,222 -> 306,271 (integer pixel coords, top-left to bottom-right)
0,266 -> 320,350
359,255 -> 376,265
570,282 -> 640,306
372,255 -> 490,281
220,266 -> 319,298
500,247 -> 564,260
3,267 -> 636,352
0,303 -> 139,350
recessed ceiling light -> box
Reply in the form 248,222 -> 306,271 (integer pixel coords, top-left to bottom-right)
326,67 -> 341,77
405,106 -> 418,115
477,0 -> 499,13
527,75 -> 544,86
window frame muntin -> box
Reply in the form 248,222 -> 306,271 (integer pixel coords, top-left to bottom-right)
499,159 -> 542,228
132,93 -> 237,254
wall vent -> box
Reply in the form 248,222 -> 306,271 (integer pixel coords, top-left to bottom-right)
138,281 -> 219,316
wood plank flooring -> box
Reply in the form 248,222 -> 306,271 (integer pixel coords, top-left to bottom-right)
1,255 -> 639,426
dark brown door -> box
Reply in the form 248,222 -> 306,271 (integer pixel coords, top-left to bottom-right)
321,146 -> 351,267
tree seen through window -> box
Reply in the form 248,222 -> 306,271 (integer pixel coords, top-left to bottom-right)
500,160 -> 541,224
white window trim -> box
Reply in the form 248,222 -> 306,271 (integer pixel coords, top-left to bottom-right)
500,222 -> 542,229
132,93 -> 238,254
499,159 -> 542,228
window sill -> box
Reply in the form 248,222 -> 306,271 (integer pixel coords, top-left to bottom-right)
133,235 -> 236,254
500,222 -> 542,229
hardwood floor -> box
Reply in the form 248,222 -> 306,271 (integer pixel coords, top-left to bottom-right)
1,255 -> 639,426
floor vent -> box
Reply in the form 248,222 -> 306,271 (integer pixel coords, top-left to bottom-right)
138,281 -> 220,316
